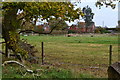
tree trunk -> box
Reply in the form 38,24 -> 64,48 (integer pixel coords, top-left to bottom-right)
2,8 -> 38,63
2,8 -> 20,57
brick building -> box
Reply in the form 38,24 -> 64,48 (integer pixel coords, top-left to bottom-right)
68,22 -> 95,33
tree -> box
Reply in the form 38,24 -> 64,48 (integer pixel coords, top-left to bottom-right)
2,2 -> 82,62
82,5 -> 94,32
48,18 -> 68,30
21,21 -> 34,30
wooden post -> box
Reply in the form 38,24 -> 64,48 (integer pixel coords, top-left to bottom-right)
41,42 -> 44,65
5,43 -> 8,58
109,45 -> 112,66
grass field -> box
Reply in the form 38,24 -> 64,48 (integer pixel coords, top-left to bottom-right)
20,34 -> 118,78
2,34 -> 118,78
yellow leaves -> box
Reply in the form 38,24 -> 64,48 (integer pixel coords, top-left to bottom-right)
7,41 -> 10,44
80,12 -> 85,17
8,31 -> 28,57
9,31 -> 18,42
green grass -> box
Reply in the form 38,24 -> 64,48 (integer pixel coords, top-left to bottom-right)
2,65 -> 72,78
2,34 -> 118,78
2,64 -> 94,78
20,34 -> 118,78
20,34 -> 118,44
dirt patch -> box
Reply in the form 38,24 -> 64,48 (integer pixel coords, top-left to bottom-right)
89,44 -> 103,47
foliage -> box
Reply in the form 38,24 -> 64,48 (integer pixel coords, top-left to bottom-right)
68,30 -> 76,34
8,31 -> 28,58
82,6 -> 94,23
48,18 -> 68,30
2,2 -> 82,24
94,28 -> 101,33
95,0 -> 118,9
95,27 -> 111,34
21,21 -> 34,30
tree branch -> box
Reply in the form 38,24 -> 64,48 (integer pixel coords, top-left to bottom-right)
0,42 -> 5,44
2,60 -> 34,73
19,19 -> 63,34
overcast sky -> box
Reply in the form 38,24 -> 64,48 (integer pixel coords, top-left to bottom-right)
66,0 -> 118,28
118,2 -> 120,20
35,0 -> 118,28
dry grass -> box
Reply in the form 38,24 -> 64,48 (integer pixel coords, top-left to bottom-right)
38,42 -> 118,78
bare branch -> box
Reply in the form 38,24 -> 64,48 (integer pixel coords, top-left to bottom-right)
2,60 -> 34,73
19,19 -> 63,34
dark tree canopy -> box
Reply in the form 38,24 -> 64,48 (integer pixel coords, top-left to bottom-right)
82,5 -> 94,23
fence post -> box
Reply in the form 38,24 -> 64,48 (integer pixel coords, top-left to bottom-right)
109,45 -> 112,66
5,43 -> 8,58
41,42 -> 44,65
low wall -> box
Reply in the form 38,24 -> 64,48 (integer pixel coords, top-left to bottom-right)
51,30 -> 68,35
